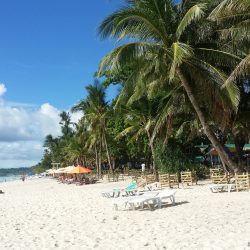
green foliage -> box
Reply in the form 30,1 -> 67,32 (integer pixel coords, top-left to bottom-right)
155,139 -> 192,173
155,139 -> 208,178
34,0 -> 249,175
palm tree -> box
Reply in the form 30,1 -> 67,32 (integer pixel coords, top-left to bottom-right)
117,98 -> 159,178
72,80 -> 112,176
98,0 -> 244,172
209,0 -> 250,92
209,0 -> 250,169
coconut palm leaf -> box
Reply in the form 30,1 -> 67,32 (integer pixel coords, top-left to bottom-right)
176,4 -> 206,40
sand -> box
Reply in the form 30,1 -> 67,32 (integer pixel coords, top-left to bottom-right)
0,178 -> 249,250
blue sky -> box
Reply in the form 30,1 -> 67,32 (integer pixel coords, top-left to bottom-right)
0,0 -> 123,168
0,0 -> 121,110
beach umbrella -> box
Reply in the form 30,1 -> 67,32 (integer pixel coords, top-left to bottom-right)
64,166 -> 75,173
54,168 -> 67,174
69,165 -> 92,174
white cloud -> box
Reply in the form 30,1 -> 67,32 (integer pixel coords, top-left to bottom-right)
0,141 -> 42,161
0,101 -> 61,142
0,98 -> 83,168
0,79 -> 86,169
0,83 -> 7,96
71,111 -> 82,124
0,100 -> 63,168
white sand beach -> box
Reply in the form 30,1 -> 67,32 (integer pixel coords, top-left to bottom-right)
0,178 -> 250,250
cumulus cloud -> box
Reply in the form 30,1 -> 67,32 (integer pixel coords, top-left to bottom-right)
0,141 -> 42,161
0,98 -> 82,168
0,101 -> 61,142
0,100 -> 63,168
0,83 -> 7,96
71,111 -> 82,124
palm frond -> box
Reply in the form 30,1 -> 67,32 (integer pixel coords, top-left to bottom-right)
220,20 -> 250,43
224,54 -> 250,88
97,42 -> 161,74
170,42 -> 194,80
209,0 -> 250,22
196,48 -> 241,68
98,2 -> 171,44
176,4 -> 206,40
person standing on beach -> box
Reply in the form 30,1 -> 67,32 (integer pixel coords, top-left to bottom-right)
141,163 -> 145,174
21,175 -> 25,182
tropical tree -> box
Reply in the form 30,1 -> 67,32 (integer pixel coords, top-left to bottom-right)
117,98 -> 159,178
209,0 -> 250,168
98,0 -> 244,172
72,80 -> 112,176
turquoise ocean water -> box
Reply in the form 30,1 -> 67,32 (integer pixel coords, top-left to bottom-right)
0,175 -> 20,183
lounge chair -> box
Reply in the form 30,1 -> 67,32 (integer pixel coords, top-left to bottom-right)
113,189 -> 177,210
127,189 -> 177,210
101,182 -> 138,198
209,183 -> 236,193
101,181 -> 157,199
112,191 -> 160,210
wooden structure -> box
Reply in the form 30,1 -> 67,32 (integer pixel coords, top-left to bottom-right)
145,174 -> 156,184
211,173 -> 229,184
180,171 -> 197,186
210,169 -> 229,184
235,173 -> 250,192
210,168 -> 224,177
159,174 -> 179,188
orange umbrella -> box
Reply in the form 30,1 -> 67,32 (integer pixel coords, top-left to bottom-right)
69,165 -> 92,174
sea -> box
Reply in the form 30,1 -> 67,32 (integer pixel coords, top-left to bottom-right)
0,175 -> 21,183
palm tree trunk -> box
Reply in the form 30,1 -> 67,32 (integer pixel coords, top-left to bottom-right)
95,144 -> 99,177
98,147 -> 102,178
103,127 -> 113,174
146,130 -> 159,181
177,68 -> 239,173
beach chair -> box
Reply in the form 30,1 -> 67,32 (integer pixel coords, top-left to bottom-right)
210,168 -> 224,177
127,189 -> 177,210
181,171 -> 197,186
209,171 -> 237,193
159,174 -> 179,189
211,172 -> 229,184
143,182 -> 161,191
145,174 -> 156,185
101,182 -> 139,198
112,191 -> 160,210
235,173 -> 250,192
209,183 -> 236,193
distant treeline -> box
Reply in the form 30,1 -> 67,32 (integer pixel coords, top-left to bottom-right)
0,167 -> 33,176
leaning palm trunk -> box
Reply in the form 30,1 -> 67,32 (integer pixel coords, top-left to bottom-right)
177,68 -> 239,173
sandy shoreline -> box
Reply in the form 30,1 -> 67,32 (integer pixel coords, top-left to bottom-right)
0,178 -> 249,250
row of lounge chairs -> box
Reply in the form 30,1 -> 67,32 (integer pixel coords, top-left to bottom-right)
101,180 -> 177,210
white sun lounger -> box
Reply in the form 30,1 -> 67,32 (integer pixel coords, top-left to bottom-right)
102,182 -> 160,199
209,183 -> 236,193
112,191 -> 159,210
127,189 -> 176,210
